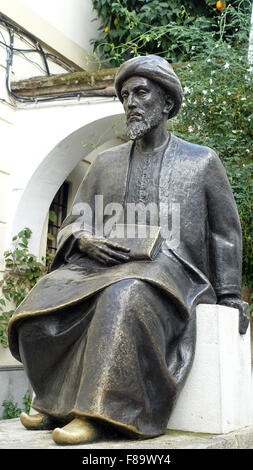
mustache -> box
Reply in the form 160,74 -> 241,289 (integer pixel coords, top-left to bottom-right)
126,111 -> 145,122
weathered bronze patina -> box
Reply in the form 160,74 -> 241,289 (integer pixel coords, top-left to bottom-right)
8,55 -> 249,445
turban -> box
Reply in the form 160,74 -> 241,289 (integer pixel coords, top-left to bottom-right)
114,55 -> 183,119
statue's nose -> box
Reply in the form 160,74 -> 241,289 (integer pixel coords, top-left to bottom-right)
127,93 -> 137,108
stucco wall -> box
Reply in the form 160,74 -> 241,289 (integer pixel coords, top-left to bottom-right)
0,0 -> 99,70
21,0 -> 99,56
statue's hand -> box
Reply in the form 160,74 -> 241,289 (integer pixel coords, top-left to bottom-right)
78,235 -> 130,266
217,295 -> 250,335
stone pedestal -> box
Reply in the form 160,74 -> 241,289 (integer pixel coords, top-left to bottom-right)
167,304 -> 253,434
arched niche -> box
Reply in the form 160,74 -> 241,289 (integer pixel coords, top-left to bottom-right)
11,113 -> 126,257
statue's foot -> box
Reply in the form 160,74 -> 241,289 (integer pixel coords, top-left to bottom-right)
52,417 -> 100,445
20,412 -> 57,430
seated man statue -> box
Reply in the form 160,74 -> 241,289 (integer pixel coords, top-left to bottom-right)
8,55 -> 249,445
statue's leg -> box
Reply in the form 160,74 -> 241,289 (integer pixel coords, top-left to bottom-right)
69,279 -> 195,439
17,298 -> 96,428
17,278 -> 195,443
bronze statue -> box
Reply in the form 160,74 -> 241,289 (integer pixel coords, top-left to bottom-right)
8,55 -> 249,445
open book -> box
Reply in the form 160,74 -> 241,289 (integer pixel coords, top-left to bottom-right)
106,224 -> 163,261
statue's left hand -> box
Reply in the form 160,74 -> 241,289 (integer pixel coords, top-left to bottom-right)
78,234 -> 131,266
217,296 -> 250,335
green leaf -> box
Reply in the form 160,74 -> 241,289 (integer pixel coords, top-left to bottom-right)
49,210 -> 57,223
47,233 -> 55,241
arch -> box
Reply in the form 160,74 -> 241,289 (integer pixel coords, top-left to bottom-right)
11,113 -> 125,257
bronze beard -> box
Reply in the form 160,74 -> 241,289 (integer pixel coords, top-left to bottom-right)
126,102 -> 165,140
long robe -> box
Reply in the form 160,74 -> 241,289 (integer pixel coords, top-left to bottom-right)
8,133 -> 242,437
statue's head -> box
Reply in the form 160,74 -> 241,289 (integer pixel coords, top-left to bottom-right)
115,55 -> 183,140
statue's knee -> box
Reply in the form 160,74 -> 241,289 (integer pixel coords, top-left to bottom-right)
117,278 -> 145,292
97,279 -> 145,319
102,279 -> 144,296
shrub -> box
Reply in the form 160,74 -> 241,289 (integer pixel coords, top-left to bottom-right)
2,391 -> 31,419
90,0 -> 251,66
0,228 -> 52,348
172,54 -> 252,290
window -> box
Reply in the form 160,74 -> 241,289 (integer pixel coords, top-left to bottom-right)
47,182 -> 69,253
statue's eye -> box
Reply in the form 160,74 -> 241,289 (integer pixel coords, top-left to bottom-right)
121,91 -> 128,100
138,90 -> 147,97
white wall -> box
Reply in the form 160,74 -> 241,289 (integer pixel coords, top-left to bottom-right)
0,87 -> 15,270
21,0 -> 99,56
0,0 -> 99,70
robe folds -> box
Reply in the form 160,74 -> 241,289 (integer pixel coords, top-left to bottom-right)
8,133 -> 242,437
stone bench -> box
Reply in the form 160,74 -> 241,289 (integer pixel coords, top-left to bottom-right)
167,304 -> 253,434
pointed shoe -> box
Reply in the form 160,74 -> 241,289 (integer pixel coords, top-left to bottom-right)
20,412 -> 57,430
52,417 -> 100,445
